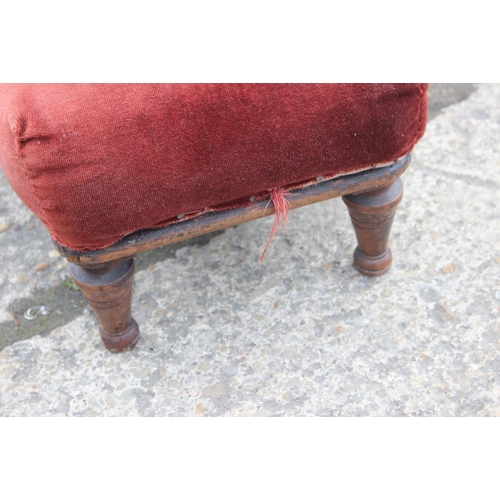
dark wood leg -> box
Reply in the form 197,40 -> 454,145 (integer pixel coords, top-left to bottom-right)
342,178 -> 403,276
69,259 -> 140,352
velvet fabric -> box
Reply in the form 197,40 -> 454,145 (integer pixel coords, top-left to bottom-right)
0,84 -> 427,251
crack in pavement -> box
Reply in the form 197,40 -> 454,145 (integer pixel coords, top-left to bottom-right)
416,164 -> 500,190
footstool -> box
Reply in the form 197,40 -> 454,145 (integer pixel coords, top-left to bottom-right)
0,84 -> 428,352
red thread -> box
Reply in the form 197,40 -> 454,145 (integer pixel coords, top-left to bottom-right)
260,188 -> 290,262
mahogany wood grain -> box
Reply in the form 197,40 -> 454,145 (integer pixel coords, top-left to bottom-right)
70,259 -> 139,352
342,179 -> 404,276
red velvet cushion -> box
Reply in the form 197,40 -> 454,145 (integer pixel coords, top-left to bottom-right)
0,84 -> 427,251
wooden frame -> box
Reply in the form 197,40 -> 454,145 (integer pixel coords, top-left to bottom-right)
59,154 -> 410,352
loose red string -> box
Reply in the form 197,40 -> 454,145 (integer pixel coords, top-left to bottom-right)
259,188 -> 290,262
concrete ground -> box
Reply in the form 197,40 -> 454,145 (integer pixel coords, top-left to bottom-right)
0,84 -> 498,417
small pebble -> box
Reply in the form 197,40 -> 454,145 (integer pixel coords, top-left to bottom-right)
0,222 -> 12,233
203,382 -> 223,398
105,394 -> 115,409
17,274 -> 28,284
334,326 -> 345,335
436,301 -> 454,319
441,263 -> 456,274
34,262 -> 50,272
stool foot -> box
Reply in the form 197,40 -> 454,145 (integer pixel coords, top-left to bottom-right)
70,259 -> 140,352
342,179 -> 403,276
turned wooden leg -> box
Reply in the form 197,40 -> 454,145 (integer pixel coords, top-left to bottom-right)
69,259 -> 140,352
342,178 -> 403,276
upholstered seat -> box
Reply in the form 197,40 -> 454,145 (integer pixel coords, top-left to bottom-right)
0,84 -> 427,251
0,83 -> 428,352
